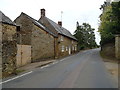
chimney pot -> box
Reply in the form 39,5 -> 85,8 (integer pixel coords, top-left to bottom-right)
41,9 -> 45,17
58,21 -> 62,26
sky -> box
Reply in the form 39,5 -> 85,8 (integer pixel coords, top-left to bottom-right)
0,0 -> 107,45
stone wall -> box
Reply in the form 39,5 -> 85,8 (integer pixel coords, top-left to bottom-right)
15,14 -> 32,67
101,43 -> 115,58
2,23 -> 17,78
57,34 -> 78,58
115,35 -> 120,60
15,14 -> 32,45
31,25 -> 55,62
15,14 -> 55,63
0,23 -> 2,79
0,23 -> 2,64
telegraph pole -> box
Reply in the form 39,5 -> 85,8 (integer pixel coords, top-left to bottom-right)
61,11 -> 63,22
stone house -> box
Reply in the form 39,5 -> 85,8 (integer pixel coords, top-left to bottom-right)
0,11 -> 17,77
14,12 -> 56,67
39,9 -> 78,58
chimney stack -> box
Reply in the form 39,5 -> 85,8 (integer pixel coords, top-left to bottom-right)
41,9 -> 45,17
58,21 -> 62,26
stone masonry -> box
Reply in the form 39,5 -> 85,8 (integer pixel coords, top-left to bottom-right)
115,35 -> 120,60
58,34 -> 78,58
39,9 -> 78,58
2,23 -> 17,78
15,12 -> 55,64
31,25 -> 55,61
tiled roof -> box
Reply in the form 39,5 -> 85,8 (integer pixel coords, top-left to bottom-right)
18,12 -> 57,37
39,17 -> 77,41
0,11 -> 16,25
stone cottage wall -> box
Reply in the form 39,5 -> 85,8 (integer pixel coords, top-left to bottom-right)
72,40 -> 78,53
0,23 -> 2,78
15,14 -> 33,67
58,34 -> 78,58
31,25 -> 55,62
115,35 -> 120,60
2,23 -> 17,78
15,14 -> 55,63
15,15 -> 32,45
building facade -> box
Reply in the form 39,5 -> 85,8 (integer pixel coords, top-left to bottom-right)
57,34 -> 78,57
0,11 -> 17,77
39,9 -> 78,58
1,9 -> 78,77
14,12 -> 56,67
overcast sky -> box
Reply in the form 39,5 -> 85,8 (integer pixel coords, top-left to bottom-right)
0,0 -> 107,45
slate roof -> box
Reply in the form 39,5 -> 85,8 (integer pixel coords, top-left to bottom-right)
0,11 -> 16,26
16,12 -> 56,37
39,17 -> 77,41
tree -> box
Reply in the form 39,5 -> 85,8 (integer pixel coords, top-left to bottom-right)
74,22 -> 97,50
99,1 -> 120,46
111,1 -> 120,34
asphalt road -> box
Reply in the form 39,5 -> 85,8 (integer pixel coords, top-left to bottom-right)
2,48 -> 118,88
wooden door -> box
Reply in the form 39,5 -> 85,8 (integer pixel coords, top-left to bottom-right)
16,44 -> 31,67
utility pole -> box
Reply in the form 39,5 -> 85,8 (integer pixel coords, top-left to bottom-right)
61,11 -> 63,22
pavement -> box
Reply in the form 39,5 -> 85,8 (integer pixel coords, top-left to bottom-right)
0,59 -> 56,79
2,48 -> 118,88
17,59 -> 56,72
100,52 -> 119,86
104,62 -> 118,83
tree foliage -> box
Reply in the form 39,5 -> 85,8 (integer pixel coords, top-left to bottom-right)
74,22 -> 97,50
99,1 -> 120,46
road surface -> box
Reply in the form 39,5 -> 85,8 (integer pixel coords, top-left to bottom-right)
2,48 -> 118,88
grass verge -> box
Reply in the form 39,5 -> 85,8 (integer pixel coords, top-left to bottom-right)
100,51 -> 119,63
15,69 -> 25,74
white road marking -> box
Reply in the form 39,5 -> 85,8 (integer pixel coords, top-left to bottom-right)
53,61 -> 58,64
40,65 -> 50,69
40,61 -> 59,69
0,71 -> 33,84
40,59 -> 66,69
60,59 -> 65,62
52,62 -> 55,64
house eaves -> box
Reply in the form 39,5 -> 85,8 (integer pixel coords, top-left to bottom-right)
43,17 -> 77,41
0,11 -> 16,26
17,12 -> 57,37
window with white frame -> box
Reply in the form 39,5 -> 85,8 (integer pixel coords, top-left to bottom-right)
72,46 -> 74,51
60,36 -> 64,41
66,47 -> 68,51
75,45 -> 77,51
61,45 -> 64,52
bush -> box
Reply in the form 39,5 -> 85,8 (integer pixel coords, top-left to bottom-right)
79,45 -> 86,50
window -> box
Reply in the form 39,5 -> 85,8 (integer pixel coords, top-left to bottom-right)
61,45 -> 64,52
75,45 -> 77,51
66,47 -> 68,51
60,36 -> 64,41
17,26 -> 20,31
72,46 -> 74,51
